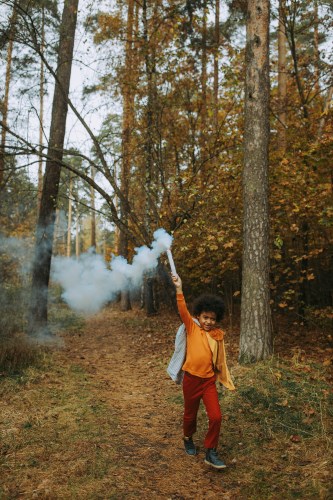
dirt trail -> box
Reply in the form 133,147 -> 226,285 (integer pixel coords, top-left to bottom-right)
63,307 -> 239,499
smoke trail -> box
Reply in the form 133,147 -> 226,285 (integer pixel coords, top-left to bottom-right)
0,234 -> 33,276
51,228 -> 173,314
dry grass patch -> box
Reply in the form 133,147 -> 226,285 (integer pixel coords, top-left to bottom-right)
0,353 -> 119,498
0,334 -> 41,374
217,359 -> 333,499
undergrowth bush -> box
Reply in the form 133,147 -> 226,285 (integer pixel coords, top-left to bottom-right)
0,279 -> 83,374
0,334 -> 40,373
0,284 -> 27,336
0,283 -> 39,374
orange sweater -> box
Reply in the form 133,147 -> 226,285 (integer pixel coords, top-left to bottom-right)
177,293 -> 235,390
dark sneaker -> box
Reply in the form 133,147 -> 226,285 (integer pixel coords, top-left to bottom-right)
204,448 -> 226,469
183,437 -> 197,456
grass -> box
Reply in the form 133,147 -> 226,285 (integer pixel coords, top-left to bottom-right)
233,362 -> 331,439
0,293 -> 122,498
0,355 -> 120,498
219,358 -> 332,498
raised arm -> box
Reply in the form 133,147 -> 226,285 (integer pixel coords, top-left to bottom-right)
172,274 -> 194,332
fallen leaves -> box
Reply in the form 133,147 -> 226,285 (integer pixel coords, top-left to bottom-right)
290,434 -> 302,443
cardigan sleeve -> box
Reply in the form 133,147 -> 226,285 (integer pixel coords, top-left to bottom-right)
176,293 -> 195,334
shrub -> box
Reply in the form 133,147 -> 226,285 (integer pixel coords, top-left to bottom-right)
0,333 -> 39,373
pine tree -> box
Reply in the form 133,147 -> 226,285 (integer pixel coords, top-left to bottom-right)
29,0 -> 79,336
239,0 -> 272,362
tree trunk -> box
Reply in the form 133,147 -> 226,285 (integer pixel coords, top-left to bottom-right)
239,0 -> 272,363
200,1 -> 208,174
0,5 -> 17,188
119,0 -> 135,311
54,208 -> 65,256
213,0 -> 220,132
28,0 -> 79,337
201,2 -> 207,127
144,274 -> 157,316
37,6 -> 45,213
317,86 -> 333,139
277,0 -> 287,153
313,0 -> 320,94
54,209 -> 60,255
142,0 -> 156,232
90,166 -> 96,249
142,0 -> 159,315
75,215 -> 80,257
67,174 -> 73,257
287,14 -> 309,120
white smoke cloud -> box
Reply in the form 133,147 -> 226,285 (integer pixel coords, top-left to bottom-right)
51,228 -> 173,314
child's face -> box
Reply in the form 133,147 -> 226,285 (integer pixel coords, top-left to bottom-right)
196,311 -> 217,332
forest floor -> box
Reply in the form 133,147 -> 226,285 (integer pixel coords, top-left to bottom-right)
1,303 -> 333,499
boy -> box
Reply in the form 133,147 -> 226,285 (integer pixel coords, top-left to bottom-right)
171,274 -> 235,469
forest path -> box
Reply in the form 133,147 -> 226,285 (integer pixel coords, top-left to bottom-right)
63,306 -> 239,499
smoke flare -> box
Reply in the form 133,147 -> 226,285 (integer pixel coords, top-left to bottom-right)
52,228 -> 173,314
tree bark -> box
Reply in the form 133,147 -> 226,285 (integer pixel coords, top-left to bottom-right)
0,4 -> 17,188
286,9 -> 309,120
28,0 -> 79,336
239,0 -> 272,363
313,0 -> 320,94
142,0 -> 157,233
142,0 -> 159,315
67,174 -> 73,257
90,166 -> 96,249
75,214 -> 80,258
144,274 -> 157,316
37,6 -> 45,213
214,0 -> 220,132
201,1 -> 207,128
119,0 -> 135,311
200,1 -> 208,174
278,0 -> 287,153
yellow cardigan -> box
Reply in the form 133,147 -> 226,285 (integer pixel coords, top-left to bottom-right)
206,333 -> 235,390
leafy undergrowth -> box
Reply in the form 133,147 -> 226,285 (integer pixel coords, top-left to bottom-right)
0,305 -> 332,499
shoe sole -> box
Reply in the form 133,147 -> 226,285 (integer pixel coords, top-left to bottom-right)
184,450 -> 197,456
204,459 -> 227,469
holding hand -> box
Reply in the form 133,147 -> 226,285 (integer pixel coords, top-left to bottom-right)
172,274 -> 183,294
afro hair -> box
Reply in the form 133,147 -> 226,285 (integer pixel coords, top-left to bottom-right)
192,294 -> 225,322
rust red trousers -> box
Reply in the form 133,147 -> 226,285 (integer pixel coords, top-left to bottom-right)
182,371 -> 222,449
